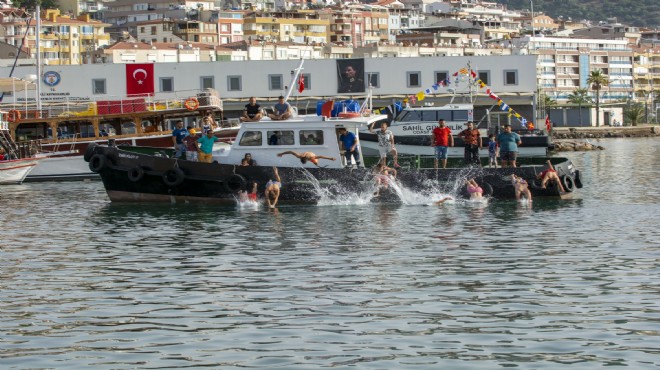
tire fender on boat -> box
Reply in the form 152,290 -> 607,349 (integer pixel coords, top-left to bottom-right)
88,154 -> 107,173
83,143 -> 98,162
162,168 -> 185,187
127,166 -> 145,182
224,174 -> 247,192
561,175 -> 575,193
482,182 -> 493,197
573,170 -> 583,189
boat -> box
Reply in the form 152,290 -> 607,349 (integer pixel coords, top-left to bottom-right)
4,89 -> 232,181
359,103 -> 554,157
0,112 -> 39,184
84,112 -> 582,205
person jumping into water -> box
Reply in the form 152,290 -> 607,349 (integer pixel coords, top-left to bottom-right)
265,167 -> 281,208
277,151 -> 336,167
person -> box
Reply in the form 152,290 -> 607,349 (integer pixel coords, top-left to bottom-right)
435,196 -> 453,205
537,160 -> 566,192
268,96 -> 292,120
183,128 -> 200,161
338,64 -> 365,93
370,122 -> 400,168
304,134 -> 317,145
197,130 -> 219,163
0,147 -> 6,161
265,167 -> 281,208
243,153 -> 257,166
202,116 -> 213,133
240,97 -> 263,122
512,174 -> 532,201
171,120 -> 188,159
238,181 -> 258,203
487,134 -> 499,168
372,163 -> 396,197
269,131 -> 279,145
497,123 -> 522,168
457,121 -> 481,166
240,158 -> 250,166
99,129 -> 108,137
338,127 -> 360,167
431,119 -> 454,169
277,150 -> 335,167
465,178 -> 483,200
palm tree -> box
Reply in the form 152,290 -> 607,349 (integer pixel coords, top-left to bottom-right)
567,88 -> 592,126
587,70 -> 609,127
624,102 -> 645,126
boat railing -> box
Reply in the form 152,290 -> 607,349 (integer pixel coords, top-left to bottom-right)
0,88 -> 223,121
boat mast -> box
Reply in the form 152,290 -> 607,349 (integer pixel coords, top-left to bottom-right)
35,3 -> 42,115
283,58 -> 304,102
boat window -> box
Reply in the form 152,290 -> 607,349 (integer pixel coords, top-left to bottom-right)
397,111 -> 422,122
121,121 -> 136,135
452,110 -> 469,121
238,131 -> 262,146
267,130 -> 294,145
420,111 -> 437,121
437,111 -> 453,121
300,130 -> 323,145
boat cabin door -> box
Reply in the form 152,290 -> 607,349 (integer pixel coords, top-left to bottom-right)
486,110 -> 512,135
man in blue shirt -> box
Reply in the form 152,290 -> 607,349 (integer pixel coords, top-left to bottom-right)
268,96 -> 292,120
171,120 -> 188,159
338,127 -> 360,167
496,123 -> 522,168
197,130 -> 219,163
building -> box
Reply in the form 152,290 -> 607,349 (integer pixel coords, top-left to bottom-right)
135,20 -> 184,44
243,10 -> 329,45
58,0 -> 108,18
103,41 -> 224,63
632,47 -> 659,119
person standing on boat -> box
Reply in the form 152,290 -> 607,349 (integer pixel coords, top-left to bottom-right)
431,119 -> 454,169
171,120 -> 188,159
338,127 -> 360,167
457,121 -> 481,166
183,129 -> 200,162
268,96 -> 293,121
197,130 -> 219,163
240,97 -> 263,122
496,123 -> 522,168
370,122 -> 400,168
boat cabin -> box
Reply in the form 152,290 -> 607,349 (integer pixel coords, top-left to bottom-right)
212,114 -> 387,169
386,104 -> 477,137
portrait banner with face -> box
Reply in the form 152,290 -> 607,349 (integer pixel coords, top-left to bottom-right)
337,59 -> 365,94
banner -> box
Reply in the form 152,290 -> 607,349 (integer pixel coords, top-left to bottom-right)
337,59 -> 365,94
126,63 -> 155,96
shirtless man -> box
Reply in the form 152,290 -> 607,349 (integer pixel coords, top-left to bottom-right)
277,151 -> 336,167
538,160 -> 566,192
265,167 -> 281,208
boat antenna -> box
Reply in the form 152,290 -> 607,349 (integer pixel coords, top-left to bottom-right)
283,58 -> 304,102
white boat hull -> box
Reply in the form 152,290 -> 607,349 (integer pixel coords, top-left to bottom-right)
360,141 -> 548,158
0,158 -> 39,184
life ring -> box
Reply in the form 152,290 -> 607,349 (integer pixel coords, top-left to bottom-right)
7,110 -> 21,122
561,175 -> 575,193
83,142 -> 98,162
573,170 -> 583,189
127,166 -> 145,182
162,168 -> 185,187
88,154 -> 107,172
184,97 -> 199,111
224,174 -> 247,193
338,112 -> 361,119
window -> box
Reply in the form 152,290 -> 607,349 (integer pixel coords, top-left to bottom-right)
367,72 -> 380,88
238,131 -> 262,146
267,130 -> 294,145
407,71 -> 421,87
434,71 -> 448,84
478,71 -> 490,85
300,130 -> 323,145
269,74 -> 283,90
151,26 -> 157,35
504,70 -> 518,85
228,75 -> 242,91
160,77 -> 174,92
302,73 -> 311,89
200,76 -> 214,89
92,79 -> 106,94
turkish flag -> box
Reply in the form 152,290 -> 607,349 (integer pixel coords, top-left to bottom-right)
297,74 -> 305,93
545,114 -> 552,132
126,64 -> 154,96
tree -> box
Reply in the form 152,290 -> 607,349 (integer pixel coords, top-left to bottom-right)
11,1 -> 59,10
623,102 -> 645,126
567,87 -> 592,126
587,69 -> 609,127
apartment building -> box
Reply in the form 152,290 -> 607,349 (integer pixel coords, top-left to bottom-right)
103,41 -> 224,63
633,47 -> 659,114
58,0 -> 108,18
243,11 -> 329,45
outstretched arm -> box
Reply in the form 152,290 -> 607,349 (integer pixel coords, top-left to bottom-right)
277,151 -> 301,158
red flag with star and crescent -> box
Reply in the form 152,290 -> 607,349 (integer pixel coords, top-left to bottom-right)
545,114 -> 552,132
126,64 -> 154,96
298,74 -> 305,93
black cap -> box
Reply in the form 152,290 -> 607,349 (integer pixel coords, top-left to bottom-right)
503,122 -> 511,127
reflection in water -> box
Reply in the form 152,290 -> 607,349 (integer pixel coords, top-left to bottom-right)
0,139 -> 659,369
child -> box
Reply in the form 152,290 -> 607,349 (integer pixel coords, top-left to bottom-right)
487,134 -> 498,168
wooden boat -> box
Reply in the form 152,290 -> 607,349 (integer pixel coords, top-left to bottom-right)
0,112 -> 39,184
84,112 -> 583,205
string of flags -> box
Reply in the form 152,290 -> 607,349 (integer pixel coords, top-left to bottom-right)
371,66 -> 532,129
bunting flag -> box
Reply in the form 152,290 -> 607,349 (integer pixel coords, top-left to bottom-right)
416,92 -> 425,101
470,70 -> 477,78
459,68 -> 468,75
425,88 -> 432,94
500,103 -> 510,111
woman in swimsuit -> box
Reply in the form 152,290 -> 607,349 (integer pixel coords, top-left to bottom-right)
265,167 -> 281,208
277,151 -> 336,167
512,174 -> 532,201
466,178 -> 483,199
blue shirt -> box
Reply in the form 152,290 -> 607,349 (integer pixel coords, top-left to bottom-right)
488,140 -> 497,154
197,135 -> 219,154
340,131 -> 357,150
497,132 -> 521,152
172,128 -> 188,144
274,102 -> 290,115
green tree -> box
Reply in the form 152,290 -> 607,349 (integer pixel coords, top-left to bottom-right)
11,0 -> 59,10
587,70 -> 609,127
623,102 -> 645,126
567,87 -> 591,126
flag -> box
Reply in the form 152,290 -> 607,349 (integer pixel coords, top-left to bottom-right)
126,63 -> 154,96
486,88 -> 491,94
500,103 -> 509,111
416,92 -> 425,101
452,71 -> 459,77
425,88 -> 432,94
298,74 -> 305,93
459,68 -> 468,75
470,70 -> 477,78
545,114 -> 552,132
